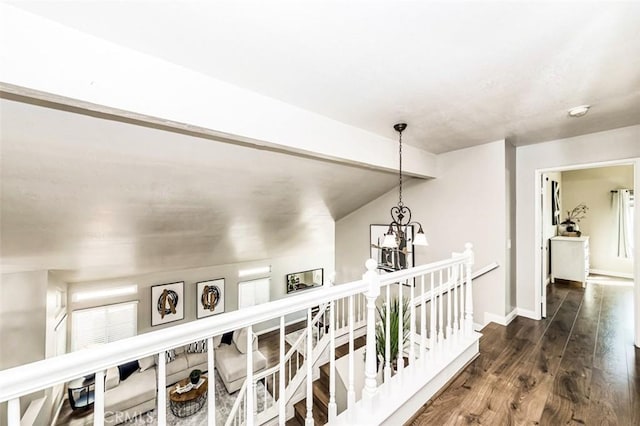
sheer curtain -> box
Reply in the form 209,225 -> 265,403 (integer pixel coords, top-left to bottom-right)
614,189 -> 634,259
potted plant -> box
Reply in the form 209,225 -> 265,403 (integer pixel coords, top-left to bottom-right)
560,203 -> 588,235
375,296 -> 410,371
189,369 -> 202,385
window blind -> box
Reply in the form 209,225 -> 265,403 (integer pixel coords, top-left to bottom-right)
71,301 -> 138,351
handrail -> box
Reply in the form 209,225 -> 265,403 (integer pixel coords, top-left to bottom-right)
0,252 -> 472,403
412,262 -> 499,306
0,279 -> 367,402
225,378 -> 248,426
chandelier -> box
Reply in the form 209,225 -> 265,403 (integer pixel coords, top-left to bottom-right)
381,123 -> 428,254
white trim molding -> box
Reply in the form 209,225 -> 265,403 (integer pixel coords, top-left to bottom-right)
483,308 -> 518,327
589,269 -> 634,280
516,308 -> 539,320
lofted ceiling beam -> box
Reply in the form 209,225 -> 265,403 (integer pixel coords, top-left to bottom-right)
0,4 -> 437,179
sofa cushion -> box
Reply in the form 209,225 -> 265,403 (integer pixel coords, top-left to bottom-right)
165,353 -> 188,377
105,367 -> 120,391
105,368 -> 156,413
118,360 -> 140,382
215,343 -> 267,384
233,328 -> 258,354
186,351 -> 207,369
138,356 -> 155,372
221,331 -> 233,345
187,339 -> 207,353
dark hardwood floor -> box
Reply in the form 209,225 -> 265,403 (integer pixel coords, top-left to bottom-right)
409,283 -> 639,425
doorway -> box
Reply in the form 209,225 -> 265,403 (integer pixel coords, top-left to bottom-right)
535,159 -> 640,347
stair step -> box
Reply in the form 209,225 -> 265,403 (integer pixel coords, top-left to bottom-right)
313,379 -> 330,411
319,363 -> 331,388
294,395 -> 328,426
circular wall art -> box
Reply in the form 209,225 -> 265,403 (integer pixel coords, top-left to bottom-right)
196,279 -> 225,319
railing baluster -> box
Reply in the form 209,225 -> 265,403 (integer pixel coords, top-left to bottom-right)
246,326 -> 255,426
279,316 -> 286,425
453,265 -> 459,337
398,281 -> 404,372
460,263 -> 465,334
207,337 -> 215,425
420,274 -> 426,357
328,299 -> 337,420
430,272 -> 436,352
384,283 -> 391,381
94,370 -> 105,426
465,243 -> 475,337
347,295 -> 356,407
447,267 -> 452,344
7,398 -> 19,426
409,278 -> 415,362
342,296 -> 346,329
438,270 -> 444,348
158,350 -> 167,425
305,308 -> 313,425
253,380 -> 258,418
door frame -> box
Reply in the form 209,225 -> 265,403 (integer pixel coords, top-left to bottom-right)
534,158 -> 639,346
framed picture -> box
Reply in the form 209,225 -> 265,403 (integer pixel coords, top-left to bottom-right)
286,268 -> 323,294
551,180 -> 560,225
151,281 -> 184,326
370,224 -> 415,272
196,279 -> 225,319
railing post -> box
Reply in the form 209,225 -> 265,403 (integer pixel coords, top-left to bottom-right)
94,370 -> 105,426
305,308 -> 313,426
246,326 -> 255,426
362,258 -> 380,400
158,350 -> 167,426
328,300 -> 337,421
279,316 -> 286,425
347,295 -> 355,407
464,243 -> 475,337
7,398 -> 20,426
207,337 -> 215,426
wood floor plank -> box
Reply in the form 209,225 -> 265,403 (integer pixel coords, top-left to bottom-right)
539,284 -> 603,424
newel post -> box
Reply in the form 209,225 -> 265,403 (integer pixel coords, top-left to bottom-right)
464,243 -> 475,337
362,259 -> 380,400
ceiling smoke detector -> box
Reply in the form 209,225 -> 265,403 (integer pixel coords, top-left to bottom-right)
567,105 -> 591,118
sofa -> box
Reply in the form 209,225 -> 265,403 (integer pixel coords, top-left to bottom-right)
100,329 -> 267,424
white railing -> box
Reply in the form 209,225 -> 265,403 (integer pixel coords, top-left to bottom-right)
0,244 -> 475,426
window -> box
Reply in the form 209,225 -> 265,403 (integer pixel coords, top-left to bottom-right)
71,301 -> 137,351
238,278 -> 270,309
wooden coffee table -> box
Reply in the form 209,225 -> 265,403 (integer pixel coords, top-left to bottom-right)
169,376 -> 208,418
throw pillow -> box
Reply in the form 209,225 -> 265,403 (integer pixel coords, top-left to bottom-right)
187,339 -> 207,353
233,328 -> 258,354
138,356 -> 155,372
117,360 -> 140,381
165,348 -> 177,363
221,331 -> 233,345
212,334 -> 222,348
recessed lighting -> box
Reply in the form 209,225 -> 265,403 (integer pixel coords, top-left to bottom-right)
568,105 -> 591,118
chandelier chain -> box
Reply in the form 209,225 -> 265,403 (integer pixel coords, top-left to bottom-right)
398,128 -> 403,207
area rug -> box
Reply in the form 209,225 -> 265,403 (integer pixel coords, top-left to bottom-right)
126,370 -> 272,425
65,370 -> 272,426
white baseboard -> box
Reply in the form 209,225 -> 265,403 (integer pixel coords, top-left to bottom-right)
483,308 -> 517,327
473,322 -> 484,332
516,308 -> 539,320
255,317 -> 305,336
589,269 -> 634,280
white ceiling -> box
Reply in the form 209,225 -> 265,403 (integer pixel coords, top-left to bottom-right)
0,99 -> 398,281
9,1 -> 640,152
2,1 -> 640,282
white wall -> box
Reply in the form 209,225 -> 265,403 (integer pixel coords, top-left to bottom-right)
562,165 -> 634,275
515,125 -> 640,343
0,270 -> 48,424
336,140 -> 509,326
68,248 -> 334,337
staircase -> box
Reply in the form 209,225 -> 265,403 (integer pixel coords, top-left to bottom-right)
289,336 -> 367,425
